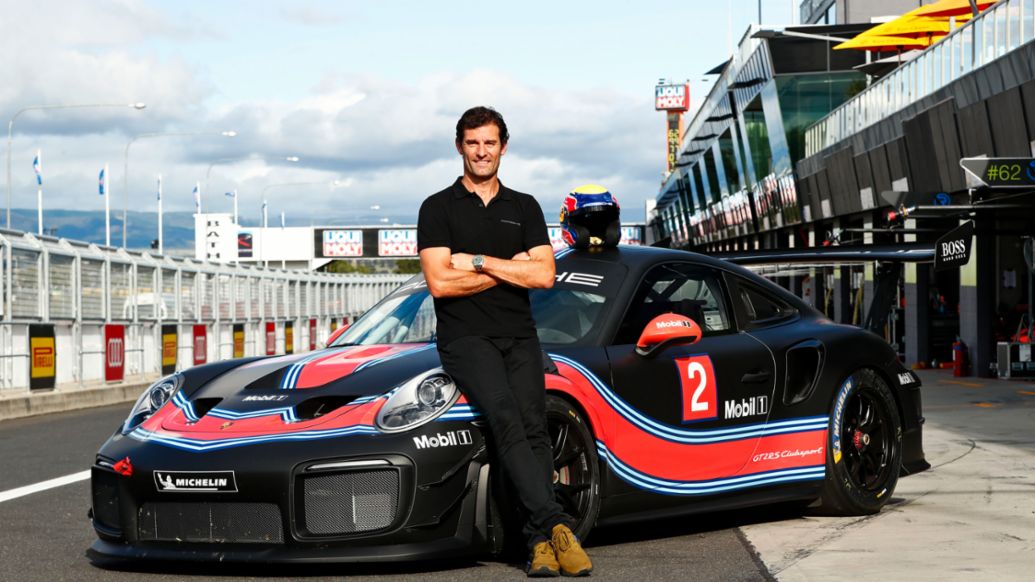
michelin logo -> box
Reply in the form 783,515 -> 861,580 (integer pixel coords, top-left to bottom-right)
413,430 -> 473,450
153,470 -> 238,492
724,396 -> 769,419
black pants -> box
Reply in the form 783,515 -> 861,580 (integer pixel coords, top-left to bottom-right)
438,335 -> 571,548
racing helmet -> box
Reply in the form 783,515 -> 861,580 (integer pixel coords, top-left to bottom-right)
559,184 -> 621,249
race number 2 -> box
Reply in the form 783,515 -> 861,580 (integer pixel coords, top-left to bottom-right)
675,355 -> 718,423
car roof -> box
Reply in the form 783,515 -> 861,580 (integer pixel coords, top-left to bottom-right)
559,245 -> 816,315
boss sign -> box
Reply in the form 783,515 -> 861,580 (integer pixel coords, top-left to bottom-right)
104,324 -> 125,382
655,83 -> 690,111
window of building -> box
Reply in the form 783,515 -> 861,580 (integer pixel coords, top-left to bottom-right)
718,129 -> 742,194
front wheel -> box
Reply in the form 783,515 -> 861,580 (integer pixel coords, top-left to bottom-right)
817,369 -> 902,515
547,395 -> 601,540
489,395 -> 601,556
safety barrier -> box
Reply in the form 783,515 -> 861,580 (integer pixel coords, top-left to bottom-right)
0,229 -> 410,395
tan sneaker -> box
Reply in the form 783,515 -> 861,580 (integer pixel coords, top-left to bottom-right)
551,524 -> 592,577
527,540 -> 560,577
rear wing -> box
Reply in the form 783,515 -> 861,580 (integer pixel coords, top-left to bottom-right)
712,243 -> 935,266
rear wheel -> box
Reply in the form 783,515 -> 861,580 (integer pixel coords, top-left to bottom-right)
818,369 -> 902,515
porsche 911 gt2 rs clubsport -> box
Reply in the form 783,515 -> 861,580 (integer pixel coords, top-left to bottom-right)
89,245 -> 927,563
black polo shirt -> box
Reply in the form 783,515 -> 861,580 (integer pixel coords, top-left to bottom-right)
417,177 -> 551,347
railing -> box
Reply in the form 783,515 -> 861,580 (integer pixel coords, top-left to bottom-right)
805,0 -> 1033,157
0,230 -> 410,394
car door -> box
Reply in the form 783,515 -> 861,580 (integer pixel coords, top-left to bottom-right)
603,261 -> 778,500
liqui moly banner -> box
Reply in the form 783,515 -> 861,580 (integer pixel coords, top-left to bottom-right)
378,229 -> 418,256
104,324 -> 125,382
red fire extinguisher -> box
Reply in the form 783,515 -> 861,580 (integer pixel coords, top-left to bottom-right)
952,337 -> 969,377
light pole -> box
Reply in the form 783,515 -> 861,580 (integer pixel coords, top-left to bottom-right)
6,101 -> 146,229
204,155 -> 300,224
258,179 -> 344,266
122,130 -> 237,247
204,155 -> 300,194
259,179 -> 344,224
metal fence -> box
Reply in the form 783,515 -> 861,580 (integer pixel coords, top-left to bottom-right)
0,229 -> 410,394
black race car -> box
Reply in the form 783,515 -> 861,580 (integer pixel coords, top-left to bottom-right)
89,245 -> 927,563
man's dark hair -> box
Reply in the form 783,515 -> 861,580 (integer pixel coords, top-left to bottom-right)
455,106 -> 509,145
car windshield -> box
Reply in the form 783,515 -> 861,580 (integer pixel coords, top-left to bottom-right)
333,285 -> 611,347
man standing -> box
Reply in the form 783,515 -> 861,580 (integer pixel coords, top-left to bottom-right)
417,106 -> 593,577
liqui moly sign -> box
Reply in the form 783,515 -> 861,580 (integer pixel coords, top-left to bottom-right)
655,83 -> 690,111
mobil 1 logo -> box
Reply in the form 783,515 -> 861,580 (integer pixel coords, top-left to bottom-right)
934,220 -> 973,272
413,430 -> 473,450
724,395 -> 769,419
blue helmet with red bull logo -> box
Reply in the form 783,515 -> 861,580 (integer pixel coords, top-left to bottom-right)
559,184 -> 621,249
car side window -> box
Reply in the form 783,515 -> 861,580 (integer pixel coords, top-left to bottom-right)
614,263 -> 732,345
736,282 -> 797,328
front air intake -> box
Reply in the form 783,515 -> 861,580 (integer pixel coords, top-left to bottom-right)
137,502 -> 283,543
300,469 -> 399,536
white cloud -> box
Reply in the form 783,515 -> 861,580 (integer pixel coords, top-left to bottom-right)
2,6 -> 662,231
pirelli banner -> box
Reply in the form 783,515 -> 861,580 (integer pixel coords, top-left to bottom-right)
29,324 -> 56,390
233,323 -> 245,358
161,324 -> 177,375
285,321 -> 294,355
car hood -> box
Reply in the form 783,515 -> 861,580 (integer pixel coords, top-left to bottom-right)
147,343 -> 441,436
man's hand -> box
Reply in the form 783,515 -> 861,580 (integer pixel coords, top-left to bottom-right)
481,245 -> 555,289
450,253 -> 475,271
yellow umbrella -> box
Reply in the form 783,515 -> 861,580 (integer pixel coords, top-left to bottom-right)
912,0 -> 996,19
834,34 -> 936,52
866,15 -> 965,38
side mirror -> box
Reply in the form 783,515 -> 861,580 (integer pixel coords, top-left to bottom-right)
635,313 -> 701,357
324,324 -> 350,348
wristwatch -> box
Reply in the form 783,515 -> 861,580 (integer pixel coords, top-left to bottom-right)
472,255 -> 485,272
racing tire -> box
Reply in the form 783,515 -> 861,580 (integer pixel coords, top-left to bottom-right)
489,395 -> 601,557
817,369 -> 902,515
546,395 -> 601,541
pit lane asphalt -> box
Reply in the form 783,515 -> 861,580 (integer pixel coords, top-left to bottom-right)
0,402 -> 777,581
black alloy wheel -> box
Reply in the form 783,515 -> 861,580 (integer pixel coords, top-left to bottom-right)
546,395 -> 601,539
818,369 -> 902,515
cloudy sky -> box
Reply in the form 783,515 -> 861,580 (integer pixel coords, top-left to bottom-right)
2,0 -> 799,228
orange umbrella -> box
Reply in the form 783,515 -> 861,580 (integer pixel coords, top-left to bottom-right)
911,0 -> 996,19
834,34 -> 936,52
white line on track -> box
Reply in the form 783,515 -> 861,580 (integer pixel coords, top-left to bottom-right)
0,470 -> 91,503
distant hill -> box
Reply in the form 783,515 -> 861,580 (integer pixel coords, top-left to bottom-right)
6,208 -> 416,251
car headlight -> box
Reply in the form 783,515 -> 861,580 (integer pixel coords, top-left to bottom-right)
376,368 -> 460,433
122,373 -> 184,434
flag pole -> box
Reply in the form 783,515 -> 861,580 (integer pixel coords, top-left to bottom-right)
157,174 -> 163,255
280,211 -> 285,228
262,200 -> 268,228
35,149 -> 42,236
195,181 -> 202,214
233,189 -> 238,225
104,163 -> 110,246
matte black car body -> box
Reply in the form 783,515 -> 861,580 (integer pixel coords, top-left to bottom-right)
90,245 -> 927,563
